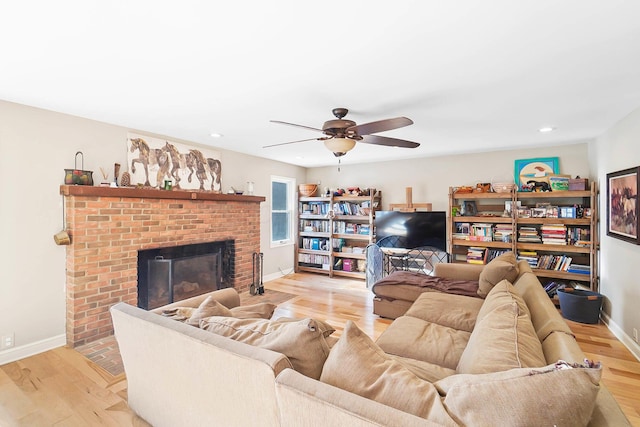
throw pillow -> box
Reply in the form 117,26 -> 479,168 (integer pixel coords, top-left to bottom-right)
478,251 -> 519,297
186,296 -> 233,326
436,362 -> 602,427
320,321 -> 457,425
275,317 -> 336,337
161,307 -> 194,322
456,280 -> 546,374
199,317 -> 331,380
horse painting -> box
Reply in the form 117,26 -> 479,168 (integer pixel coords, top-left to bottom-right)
127,134 -> 222,191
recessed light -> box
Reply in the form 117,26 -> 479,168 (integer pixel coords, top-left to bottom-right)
539,127 -> 555,133
210,132 -> 223,138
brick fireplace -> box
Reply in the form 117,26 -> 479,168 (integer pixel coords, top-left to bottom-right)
61,185 -> 265,347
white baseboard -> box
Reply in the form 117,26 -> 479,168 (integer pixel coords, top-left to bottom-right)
601,312 -> 640,362
0,334 -> 66,365
264,270 -> 290,283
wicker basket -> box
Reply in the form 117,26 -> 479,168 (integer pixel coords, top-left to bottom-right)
492,182 -> 516,193
299,184 -> 318,197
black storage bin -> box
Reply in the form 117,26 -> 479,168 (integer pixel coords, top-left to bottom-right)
557,288 -> 603,324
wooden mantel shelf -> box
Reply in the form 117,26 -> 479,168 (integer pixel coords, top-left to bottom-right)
60,185 -> 265,203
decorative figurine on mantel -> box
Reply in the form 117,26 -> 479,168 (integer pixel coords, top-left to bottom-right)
114,163 -> 121,187
99,167 -> 110,187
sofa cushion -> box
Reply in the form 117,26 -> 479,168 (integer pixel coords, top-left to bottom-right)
405,292 -> 483,332
229,302 -> 277,320
186,295 -> 233,325
320,321 -> 457,425
456,280 -> 546,374
375,316 -> 470,370
387,354 -> 457,383
162,297 -> 277,326
199,317 -> 331,380
436,362 -> 602,427
275,317 -> 336,338
478,251 -> 519,297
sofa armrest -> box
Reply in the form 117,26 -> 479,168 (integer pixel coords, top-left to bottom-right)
112,302 -> 290,427
275,369 -> 439,427
434,263 -> 483,281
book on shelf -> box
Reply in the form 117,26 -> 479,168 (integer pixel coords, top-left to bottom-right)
301,201 -> 330,215
332,200 -> 372,216
535,255 -> 572,271
301,237 -> 329,250
466,247 -> 486,264
518,226 -> 541,243
567,264 -> 591,275
298,253 -> 330,268
517,250 -> 539,268
541,224 -> 567,245
493,224 -> 513,242
471,223 -> 493,238
485,249 -> 508,263
567,227 -> 591,246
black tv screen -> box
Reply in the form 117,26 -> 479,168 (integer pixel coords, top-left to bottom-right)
375,211 -> 446,251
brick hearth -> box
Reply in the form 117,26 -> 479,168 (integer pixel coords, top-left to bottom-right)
61,186 -> 265,347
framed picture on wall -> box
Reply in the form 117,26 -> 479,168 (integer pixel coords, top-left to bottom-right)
606,166 -> 640,244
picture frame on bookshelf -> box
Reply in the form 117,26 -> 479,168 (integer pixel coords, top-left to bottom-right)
462,201 -> 477,216
606,166 -> 640,245
531,208 -> 547,218
514,157 -> 559,190
505,200 -> 521,214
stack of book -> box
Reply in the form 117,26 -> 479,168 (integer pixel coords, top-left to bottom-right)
466,247 -> 486,265
493,224 -> 513,242
518,226 -> 541,243
567,264 -> 591,275
541,224 -> 567,245
517,250 -> 539,268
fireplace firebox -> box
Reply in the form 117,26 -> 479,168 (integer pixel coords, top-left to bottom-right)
137,240 -> 234,310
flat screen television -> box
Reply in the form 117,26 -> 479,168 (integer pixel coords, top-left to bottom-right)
375,211 -> 446,251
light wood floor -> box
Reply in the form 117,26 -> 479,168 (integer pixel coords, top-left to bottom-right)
1,272 -> 639,426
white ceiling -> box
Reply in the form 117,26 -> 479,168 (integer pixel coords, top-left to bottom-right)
2,1 -> 640,167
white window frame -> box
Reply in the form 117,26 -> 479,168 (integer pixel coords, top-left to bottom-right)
270,175 -> 296,248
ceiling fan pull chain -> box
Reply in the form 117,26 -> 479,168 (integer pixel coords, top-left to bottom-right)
338,158 -> 341,172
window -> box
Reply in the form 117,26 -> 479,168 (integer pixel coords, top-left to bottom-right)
271,176 -> 295,247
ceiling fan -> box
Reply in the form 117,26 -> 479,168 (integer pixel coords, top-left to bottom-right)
265,108 -> 420,157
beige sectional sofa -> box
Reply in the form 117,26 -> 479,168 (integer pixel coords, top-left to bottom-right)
111,258 -> 630,426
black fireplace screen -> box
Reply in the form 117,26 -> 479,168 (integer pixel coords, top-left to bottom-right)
137,241 -> 233,310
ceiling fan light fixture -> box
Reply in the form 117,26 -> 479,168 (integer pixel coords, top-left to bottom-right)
324,137 -> 356,157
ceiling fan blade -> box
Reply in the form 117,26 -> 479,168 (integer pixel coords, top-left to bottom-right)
270,120 -> 324,132
347,117 -> 413,136
361,134 -> 420,148
263,137 -> 330,148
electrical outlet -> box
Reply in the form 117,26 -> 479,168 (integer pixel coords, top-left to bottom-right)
1,333 -> 15,349
634,328 -> 639,344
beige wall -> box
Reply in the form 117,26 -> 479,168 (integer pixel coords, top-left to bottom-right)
0,100 -> 305,363
592,107 -> 640,360
306,144 -> 591,211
